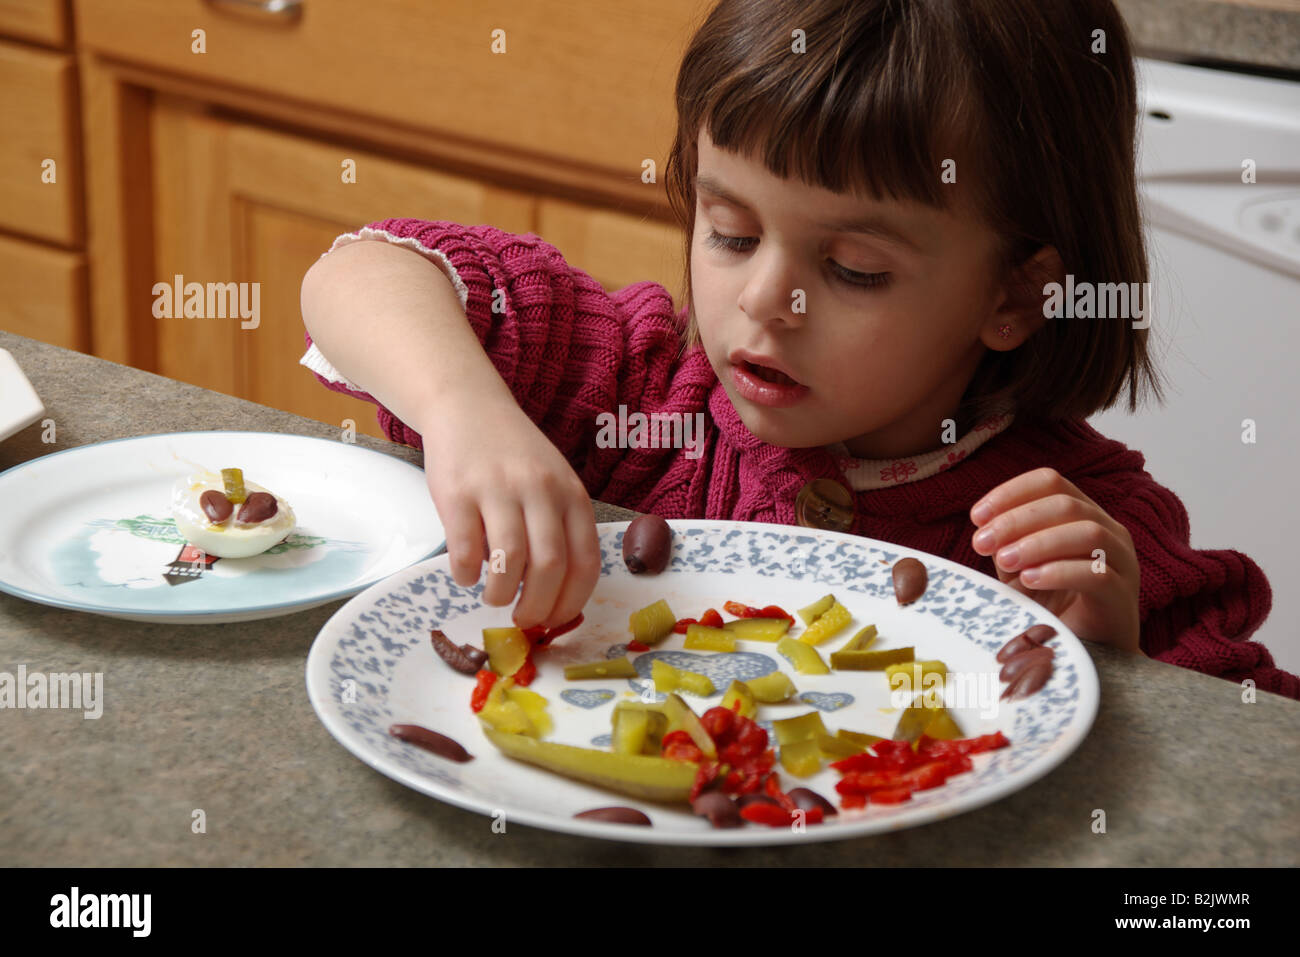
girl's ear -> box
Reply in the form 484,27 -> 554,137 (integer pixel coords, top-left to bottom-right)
980,245 -> 1066,352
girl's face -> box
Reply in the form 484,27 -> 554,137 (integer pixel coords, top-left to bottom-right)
692,128 -> 1013,459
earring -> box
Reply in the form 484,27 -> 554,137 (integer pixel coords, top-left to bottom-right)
997,324 -> 1012,339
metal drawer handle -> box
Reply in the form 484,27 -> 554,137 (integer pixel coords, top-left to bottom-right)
202,0 -> 304,20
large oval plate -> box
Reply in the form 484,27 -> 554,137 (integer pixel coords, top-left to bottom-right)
306,520 -> 1098,845
0,431 -> 445,623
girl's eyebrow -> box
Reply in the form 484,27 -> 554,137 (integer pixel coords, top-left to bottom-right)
694,172 -> 923,252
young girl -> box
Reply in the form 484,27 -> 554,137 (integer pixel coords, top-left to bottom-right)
299,0 -> 1298,699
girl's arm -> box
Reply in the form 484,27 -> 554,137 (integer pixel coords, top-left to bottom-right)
300,236 -> 516,440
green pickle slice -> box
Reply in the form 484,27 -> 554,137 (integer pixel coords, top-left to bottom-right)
221,467 -> 247,504
564,657 -> 638,680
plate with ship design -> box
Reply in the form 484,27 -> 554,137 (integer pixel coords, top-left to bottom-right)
0,431 -> 445,623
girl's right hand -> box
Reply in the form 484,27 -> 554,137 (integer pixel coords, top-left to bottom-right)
419,392 -> 603,631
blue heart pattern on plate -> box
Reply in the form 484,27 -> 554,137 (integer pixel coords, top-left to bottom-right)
560,689 -> 617,709
798,691 -> 854,712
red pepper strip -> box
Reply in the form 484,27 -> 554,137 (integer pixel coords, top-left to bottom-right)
469,669 -> 497,712
690,761 -> 721,802
869,786 -> 914,805
898,760 -> 952,792
662,731 -> 705,764
759,604 -> 795,625
764,773 -> 798,812
699,608 -> 724,629
672,618 -> 697,634
740,803 -> 794,827
522,612 -> 585,648
965,731 -> 1010,753
841,792 -> 867,810
627,640 -> 650,652
512,654 -> 537,687
723,600 -> 761,618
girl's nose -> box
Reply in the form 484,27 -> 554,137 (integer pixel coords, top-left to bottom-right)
736,251 -> 806,327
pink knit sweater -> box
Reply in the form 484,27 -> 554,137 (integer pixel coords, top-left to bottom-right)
300,218 -> 1299,700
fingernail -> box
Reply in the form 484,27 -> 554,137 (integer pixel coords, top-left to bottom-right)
972,500 -> 993,525
1020,567 -> 1041,585
997,544 -> 1020,570
973,527 -> 996,552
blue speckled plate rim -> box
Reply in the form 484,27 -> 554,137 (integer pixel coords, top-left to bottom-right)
306,519 -> 1100,847
0,430 -> 446,622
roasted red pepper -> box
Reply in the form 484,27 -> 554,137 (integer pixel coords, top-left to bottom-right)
512,654 -> 537,687
469,669 -> 497,712
523,612 -> 585,648
627,640 -> 650,652
672,618 -> 697,634
722,600 -> 795,625
699,608 -> 724,629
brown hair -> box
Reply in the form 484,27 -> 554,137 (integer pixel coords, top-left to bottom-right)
663,0 -> 1167,427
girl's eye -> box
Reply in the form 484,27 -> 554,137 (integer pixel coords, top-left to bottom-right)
703,230 -> 890,289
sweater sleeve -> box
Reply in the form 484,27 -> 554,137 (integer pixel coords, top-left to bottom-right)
1106,473 -> 1298,700
299,218 -> 696,499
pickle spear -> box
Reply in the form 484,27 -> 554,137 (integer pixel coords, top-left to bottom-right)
481,727 -> 697,803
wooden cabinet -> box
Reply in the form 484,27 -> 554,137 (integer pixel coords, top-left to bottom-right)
0,20 -> 87,351
57,0 -> 692,441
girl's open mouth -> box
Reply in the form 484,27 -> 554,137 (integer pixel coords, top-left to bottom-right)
732,361 -> 810,408
744,361 -> 800,386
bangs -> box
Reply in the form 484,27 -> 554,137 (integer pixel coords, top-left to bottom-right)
680,0 -> 972,209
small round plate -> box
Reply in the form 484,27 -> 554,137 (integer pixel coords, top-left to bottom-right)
306,520 -> 1098,845
0,431 -> 445,623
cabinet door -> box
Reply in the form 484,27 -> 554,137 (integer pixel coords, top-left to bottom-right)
537,197 -> 686,304
150,98 -> 533,441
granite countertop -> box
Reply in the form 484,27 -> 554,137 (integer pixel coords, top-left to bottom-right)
1,329 -> 1297,866
1119,0 -> 1300,72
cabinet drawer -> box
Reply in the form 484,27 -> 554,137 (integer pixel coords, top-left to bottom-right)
0,38 -> 81,244
75,0 -> 696,175
0,0 -> 70,47
0,233 -> 87,349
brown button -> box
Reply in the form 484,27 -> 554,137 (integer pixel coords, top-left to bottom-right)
795,478 -> 854,531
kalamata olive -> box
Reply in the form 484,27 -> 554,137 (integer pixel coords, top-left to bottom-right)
622,514 -> 673,575
200,489 -> 233,523
1024,624 -> 1057,645
388,724 -> 473,762
691,789 -> 742,828
736,793 -> 780,810
1000,658 -> 1053,699
236,491 -> 278,523
996,633 -> 1037,663
429,629 -> 487,675
787,787 -> 837,817
573,806 -> 652,826
892,557 -> 927,605
999,646 -> 1053,684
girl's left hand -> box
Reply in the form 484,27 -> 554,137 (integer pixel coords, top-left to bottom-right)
970,467 -> 1142,655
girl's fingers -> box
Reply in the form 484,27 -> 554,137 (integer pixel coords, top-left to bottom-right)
439,495 -> 486,587
512,496 -> 571,630
542,495 -> 601,629
975,493 -> 1115,557
478,499 -> 528,608
995,520 -> 1134,581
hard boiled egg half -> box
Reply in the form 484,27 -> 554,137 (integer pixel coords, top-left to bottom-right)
170,467 -> 296,559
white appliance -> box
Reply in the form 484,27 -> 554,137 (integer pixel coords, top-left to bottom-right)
1087,58 -> 1300,675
